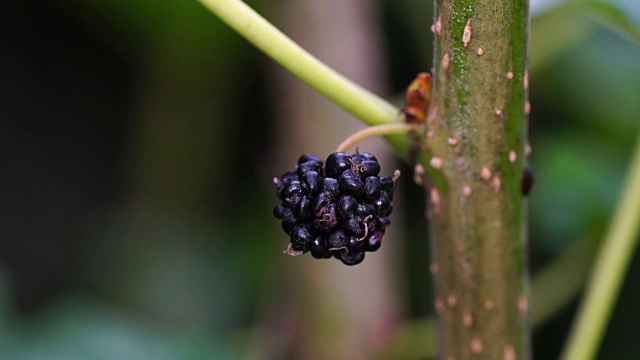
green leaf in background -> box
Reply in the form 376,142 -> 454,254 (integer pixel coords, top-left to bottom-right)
8,297 -> 237,360
531,0 -> 640,73
562,0 -> 640,45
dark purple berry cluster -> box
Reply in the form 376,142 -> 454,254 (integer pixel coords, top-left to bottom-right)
273,151 -> 396,266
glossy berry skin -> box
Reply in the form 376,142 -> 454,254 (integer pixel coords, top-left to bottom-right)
282,181 -> 303,207
297,153 -> 324,176
310,237 -> 332,259
354,151 -> 377,161
364,228 -> 384,252
338,250 -> 365,266
314,203 -> 338,234
356,203 -> 375,218
293,195 -> 313,220
347,235 -> 364,253
313,192 -> 333,215
328,229 -> 349,250
325,152 -> 351,178
338,195 -> 358,217
273,151 -> 396,265
382,203 -> 393,217
364,176 -> 381,200
379,175 -> 394,193
302,171 -> 323,198
339,170 -> 365,195
343,216 -> 365,237
298,154 -> 323,165
281,221 -> 296,235
298,160 -> 323,176
359,161 -> 381,177
373,191 -> 391,215
273,204 -> 286,219
291,241 -> 309,252
323,178 -> 339,197
291,225 -> 314,246
352,152 -> 380,177
276,205 -> 297,225
275,171 -> 299,199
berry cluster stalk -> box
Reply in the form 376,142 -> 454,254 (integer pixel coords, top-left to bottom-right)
425,0 -> 531,358
196,0 -> 410,155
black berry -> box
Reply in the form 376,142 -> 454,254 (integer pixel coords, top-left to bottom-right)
373,191 -> 391,215
310,237 -> 331,259
282,221 -> 296,234
273,151 -> 397,266
356,202 -> 375,217
278,206 -> 297,225
273,204 -> 286,219
291,241 -> 309,252
364,228 -> 384,252
313,192 -> 333,215
325,152 -> 351,178
364,176 -> 381,200
291,225 -> 314,246
314,203 -> 338,233
323,177 -> 340,197
379,216 -> 392,228
379,175 -> 394,192
338,250 -> 365,266
293,195 -> 313,220
338,195 -> 358,217
352,152 -> 380,177
339,170 -> 365,195
297,154 -> 323,176
351,151 -> 377,163
327,229 -> 349,250
282,181 -> 303,207
343,216 -> 365,237
298,154 -> 323,165
302,171 -> 323,198
348,235 -> 364,253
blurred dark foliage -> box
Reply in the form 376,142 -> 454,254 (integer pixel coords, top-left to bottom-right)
0,0 -> 130,312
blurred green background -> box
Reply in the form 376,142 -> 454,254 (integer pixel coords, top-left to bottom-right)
1,0 -> 638,359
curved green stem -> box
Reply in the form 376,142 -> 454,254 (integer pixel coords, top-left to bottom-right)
198,0 -> 400,128
561,133 -> 640,360
336,123 -> 422,153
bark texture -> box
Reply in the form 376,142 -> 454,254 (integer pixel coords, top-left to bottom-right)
426,0 -> 530,358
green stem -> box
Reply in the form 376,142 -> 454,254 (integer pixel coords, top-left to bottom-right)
336,123 -> 421,153
198,0 -> 399,127
561,133 -> 640,360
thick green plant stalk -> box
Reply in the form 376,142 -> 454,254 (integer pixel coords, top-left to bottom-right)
426,0 -> 530,358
